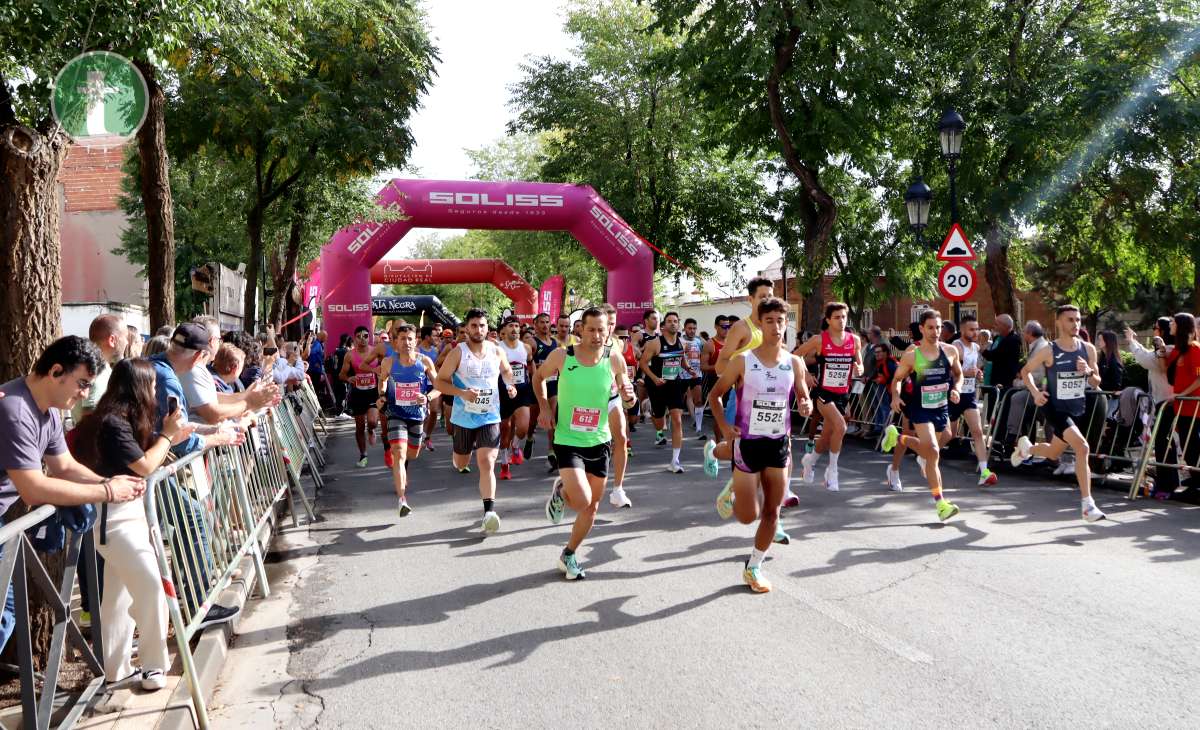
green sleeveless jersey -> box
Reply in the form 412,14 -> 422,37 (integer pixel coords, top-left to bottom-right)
554,345 -> 614,448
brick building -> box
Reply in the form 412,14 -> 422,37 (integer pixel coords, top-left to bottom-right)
55,137 -> 150,336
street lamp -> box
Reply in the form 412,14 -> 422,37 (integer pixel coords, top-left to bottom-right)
568,287 -> 576,310
938,107 -> 966,324
904,176 -> 932,246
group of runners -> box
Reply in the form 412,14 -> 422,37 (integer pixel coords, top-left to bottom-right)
332,276 -> 1108,593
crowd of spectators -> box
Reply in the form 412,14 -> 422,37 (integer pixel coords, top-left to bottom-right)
0,314 -> 326,691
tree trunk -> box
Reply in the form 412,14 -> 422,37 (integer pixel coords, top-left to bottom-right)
984,220 -> 1018,317
243,205 -> 264,331
269,189 -> 307,329
0,121 -> 69,381
135,61 -> 175,331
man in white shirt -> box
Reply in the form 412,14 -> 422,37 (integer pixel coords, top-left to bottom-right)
273,342 -> 307,388
183,316 -> 281,425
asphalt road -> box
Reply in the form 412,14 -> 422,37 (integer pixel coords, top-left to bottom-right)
213,417 -> 1200,729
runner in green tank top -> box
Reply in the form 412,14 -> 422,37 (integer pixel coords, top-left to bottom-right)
534,307 -> 636,580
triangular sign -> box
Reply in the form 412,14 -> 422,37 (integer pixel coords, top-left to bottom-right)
937,223 -> 976,261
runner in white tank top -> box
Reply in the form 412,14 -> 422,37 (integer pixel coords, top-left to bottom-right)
951,317 -> 998,486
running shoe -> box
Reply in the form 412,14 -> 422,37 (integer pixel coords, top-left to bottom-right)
522,440 -> 533,460
545,478 -> 565,524
935,498 -> 960,522
703,439 -> 719,478
881,424 -> 899,453
482,510 -> 502,534
547,452 -> 558,473
800,452 -> 817,484
141,669 -> 167,691
1010,436 -> 1034,468
457,465 -> 471,474
773,525 -> 791,545
609,486 -> 632,508
1082,503 -> 1107,523
499,464 -> 512,480
424,437 -> 436,452
384,447 -> 394,469
398,499 -> 412,518
715,478 -> 735,519
627,445 -> 634,457
886,466 -> 903,492
335,413 -> 354,421
742,561 -> 771,593
356,455 -> 368,468
510,449 -> 524,466
696,432 -> 708,441
655,431 -> 667,446
668,462 -> 684,474
782,490 -> 800,508
820,468 -> 840,497
978,467 -> 998,486
558,551 -> 586,580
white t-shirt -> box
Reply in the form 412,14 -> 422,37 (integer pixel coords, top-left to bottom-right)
181,363 -> 217,408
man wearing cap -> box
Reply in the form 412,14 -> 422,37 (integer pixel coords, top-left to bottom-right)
146,323 -> 247,629
184,316 -> 280,425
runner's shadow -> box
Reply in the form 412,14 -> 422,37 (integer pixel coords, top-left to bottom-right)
307,585 -> 743,690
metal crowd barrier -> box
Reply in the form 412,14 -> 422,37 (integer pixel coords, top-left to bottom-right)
144,404 -> 321,729
1128,396 -> 1200,499
297,380 -> 329,451
0,506 -> 105,730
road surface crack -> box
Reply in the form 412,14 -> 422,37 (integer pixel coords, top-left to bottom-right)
828,554 -> 941,601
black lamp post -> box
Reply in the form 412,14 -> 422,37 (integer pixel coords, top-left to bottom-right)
938,108 -> 965,324
568,287 -> 577,310
904,176 -> 932,247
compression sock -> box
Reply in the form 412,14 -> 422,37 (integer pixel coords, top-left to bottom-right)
829,452 -> 840,469
483,498 -> 495,513
748,548 -> 768,569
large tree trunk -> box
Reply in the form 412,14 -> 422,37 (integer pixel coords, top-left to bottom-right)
135,61 -> 175,331
0,121 -> 69,381
243,204 -> 264,331
269,189 -> 307,329
984,220 -> 1018,317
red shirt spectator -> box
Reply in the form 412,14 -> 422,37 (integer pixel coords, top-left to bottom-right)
1167,345 -> 1200,417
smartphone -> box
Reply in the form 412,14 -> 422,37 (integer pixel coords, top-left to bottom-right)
167,395 -> 179,414
264,347 -> 279,356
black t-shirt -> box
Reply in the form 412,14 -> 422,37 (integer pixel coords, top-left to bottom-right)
96,415 -> 147,478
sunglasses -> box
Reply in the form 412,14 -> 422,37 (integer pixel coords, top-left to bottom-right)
720,324 -> 731,329
618,335 -> 630,341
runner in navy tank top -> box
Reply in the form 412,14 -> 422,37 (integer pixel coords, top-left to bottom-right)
376,324 -> 439,519
882,309 -> 964,523
526,313 -> 560,468
1013,304 -> 1107,522
794,302 -> 861,493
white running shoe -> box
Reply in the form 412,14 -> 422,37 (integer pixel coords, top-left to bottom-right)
1011,436 -> 1034,468
668,461 -> 684,474
801,452 -> 817,484
609,486 -> 632,508
886,466 -> 903,492
782,490 -> 800,508
824,466 -> 839,492
141,669 -> 167,691
1082,503 -> 1107,523
482,511 -> 502,534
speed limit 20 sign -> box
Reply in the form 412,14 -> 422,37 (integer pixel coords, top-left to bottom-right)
938,263 -> 977,302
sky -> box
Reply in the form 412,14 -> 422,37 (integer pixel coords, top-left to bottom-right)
383,0 -> 776,299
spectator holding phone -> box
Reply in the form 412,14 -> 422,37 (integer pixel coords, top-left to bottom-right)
184,317 -> 280,426
71,359 -> 196,690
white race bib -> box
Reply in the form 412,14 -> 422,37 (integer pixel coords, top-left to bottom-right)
921,382 -> 948,409
748,396 -> 787,437
464,389 -> 495,414
822,362 -> 851,389
510,362 -> 526,385
393,381 -> 422,406
1056,374 -> 1085,400
961,377 -> 976,394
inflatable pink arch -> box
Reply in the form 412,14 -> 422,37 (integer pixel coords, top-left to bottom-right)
369,258 -> 538,322
319,179 -> 654,345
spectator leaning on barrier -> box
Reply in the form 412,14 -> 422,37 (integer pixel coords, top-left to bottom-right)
1126,318 -> 1174,498
71,359 -> 196,690
1097,330 -> 1124,392
273,342 -> 307,388
71,314 -> 128,425
0,336 -> 147,653
185,316 -> 280,425
211,344 -> 246,394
